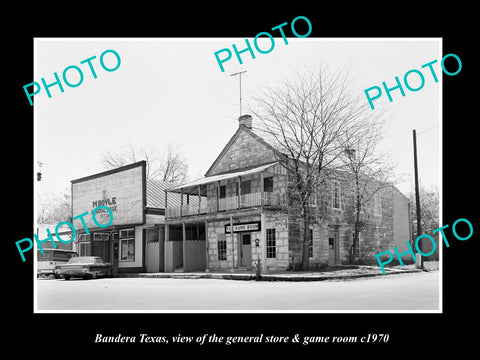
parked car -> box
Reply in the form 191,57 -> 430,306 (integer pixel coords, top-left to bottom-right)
37,249 -> 79,278
55,256 -> 113,280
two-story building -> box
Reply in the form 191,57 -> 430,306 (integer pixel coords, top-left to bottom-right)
164,115 -> 412,273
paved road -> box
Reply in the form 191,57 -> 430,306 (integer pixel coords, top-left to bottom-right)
36,271 -> 439,311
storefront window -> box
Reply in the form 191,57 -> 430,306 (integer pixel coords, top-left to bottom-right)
120,228 -> 135,261
78,234 -> 91,256
79,242 -> 90,256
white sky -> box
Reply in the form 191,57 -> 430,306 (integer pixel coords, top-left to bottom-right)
35,38 -> 441,199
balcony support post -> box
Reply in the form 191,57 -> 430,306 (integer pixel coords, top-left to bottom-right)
237,176 -> 241,209
198,185 -> 201,214
180,188 -> 184,217
260,171 -> 264,206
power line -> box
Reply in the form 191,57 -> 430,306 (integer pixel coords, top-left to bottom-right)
417,125 -> 438,135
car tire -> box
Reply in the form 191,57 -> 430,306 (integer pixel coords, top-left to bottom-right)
64,276 -> 71,280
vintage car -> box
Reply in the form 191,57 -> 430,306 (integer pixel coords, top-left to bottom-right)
55,256 -> 113,280
37,248 -> 79,278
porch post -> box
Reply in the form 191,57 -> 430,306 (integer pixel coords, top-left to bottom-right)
164,224 -> 170,272
230,215 -> 234,271
205,220 -> 209,272
261,211 -> 267,272
237,176 -> 241,209
165,190 -> 168,216
260,170 -> 264,206
180,188 -> 184,217
182,222 -> 186,272
198,185 -> 201,214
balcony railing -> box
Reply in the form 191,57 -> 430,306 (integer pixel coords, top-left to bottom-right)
165,191 -> 285,218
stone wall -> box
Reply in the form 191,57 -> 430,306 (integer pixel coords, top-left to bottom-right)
205,211 -> 291,271
208,130 -> 278,176
264,211 -> 290,271
287,175 -> 409,267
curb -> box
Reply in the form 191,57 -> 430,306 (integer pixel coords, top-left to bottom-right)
114,268 -> 423,282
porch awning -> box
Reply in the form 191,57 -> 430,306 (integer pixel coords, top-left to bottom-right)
166,162 -> 279,194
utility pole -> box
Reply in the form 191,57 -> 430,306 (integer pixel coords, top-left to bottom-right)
412,129 -> 423,269
230,70 -> 247,116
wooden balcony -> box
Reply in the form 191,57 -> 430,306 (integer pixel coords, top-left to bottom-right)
165,191 -> 285,218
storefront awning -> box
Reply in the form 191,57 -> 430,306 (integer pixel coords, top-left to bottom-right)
166,162 -> 279,195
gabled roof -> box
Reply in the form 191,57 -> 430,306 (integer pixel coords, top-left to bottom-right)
204,124 -> 282,177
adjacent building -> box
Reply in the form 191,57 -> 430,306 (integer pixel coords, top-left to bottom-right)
71,161 -> 179,273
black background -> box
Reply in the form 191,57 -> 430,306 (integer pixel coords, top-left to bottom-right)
5,3 -> 476,356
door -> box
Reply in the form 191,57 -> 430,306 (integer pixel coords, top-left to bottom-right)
240,233 -> 252,267
112,240 -> 119,268
328,229 -> 340,266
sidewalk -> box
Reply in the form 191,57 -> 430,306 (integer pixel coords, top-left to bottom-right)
116,264 -> 429,282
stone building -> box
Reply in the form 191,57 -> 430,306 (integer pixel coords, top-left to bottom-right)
164,115 -> 411,272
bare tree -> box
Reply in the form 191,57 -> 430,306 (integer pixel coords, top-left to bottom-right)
340,123 -> 395,264
408,184 -> 439,235
37,190 -> 72,225
251,67 -> 385,270
101,142 -> 188,182
159,145 -> 189,183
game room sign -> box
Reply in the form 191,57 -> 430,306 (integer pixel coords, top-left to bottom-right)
225,221 -> 261,233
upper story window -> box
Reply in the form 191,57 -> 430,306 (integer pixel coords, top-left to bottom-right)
241,180 -> 251,194
332,181 -> 341,209
263,176 -> 273,192
219,185 -> 226,199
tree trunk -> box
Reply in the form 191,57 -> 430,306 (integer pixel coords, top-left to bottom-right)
350,180 -> 361,264
301,204 -> 311,271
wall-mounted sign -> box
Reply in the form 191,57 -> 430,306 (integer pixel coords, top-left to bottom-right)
274,218 -> 288,230
225,221 -> 261,233
72,162 -> 146,229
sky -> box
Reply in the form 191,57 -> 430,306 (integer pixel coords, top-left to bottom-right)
35,38 -> 441,200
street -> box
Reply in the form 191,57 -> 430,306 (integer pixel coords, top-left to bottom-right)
36,271 -> 439,311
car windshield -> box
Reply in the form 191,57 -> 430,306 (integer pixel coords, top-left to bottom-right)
68,257 -> 100,264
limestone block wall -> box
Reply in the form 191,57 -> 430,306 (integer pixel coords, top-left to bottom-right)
264,211 -> 290,271
208,130 -> 277,175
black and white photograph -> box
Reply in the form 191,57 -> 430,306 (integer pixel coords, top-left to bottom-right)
6,6 -> 476,355
33,37 -> 441,312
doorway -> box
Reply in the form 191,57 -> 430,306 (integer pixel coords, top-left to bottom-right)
112,240 -> 119,268
239,233 -> 252,267
328,228 -> 340,266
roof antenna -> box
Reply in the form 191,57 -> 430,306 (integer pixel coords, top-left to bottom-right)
230,70 -> 247,116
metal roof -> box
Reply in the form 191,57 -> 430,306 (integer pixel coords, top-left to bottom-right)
146,179 -> 182,208
166,162 -> 279,194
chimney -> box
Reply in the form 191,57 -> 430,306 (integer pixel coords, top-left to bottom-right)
238,114 -> 253,129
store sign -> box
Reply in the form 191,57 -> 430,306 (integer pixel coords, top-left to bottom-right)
225,221 -> 261,233
72,162 -> 145,229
